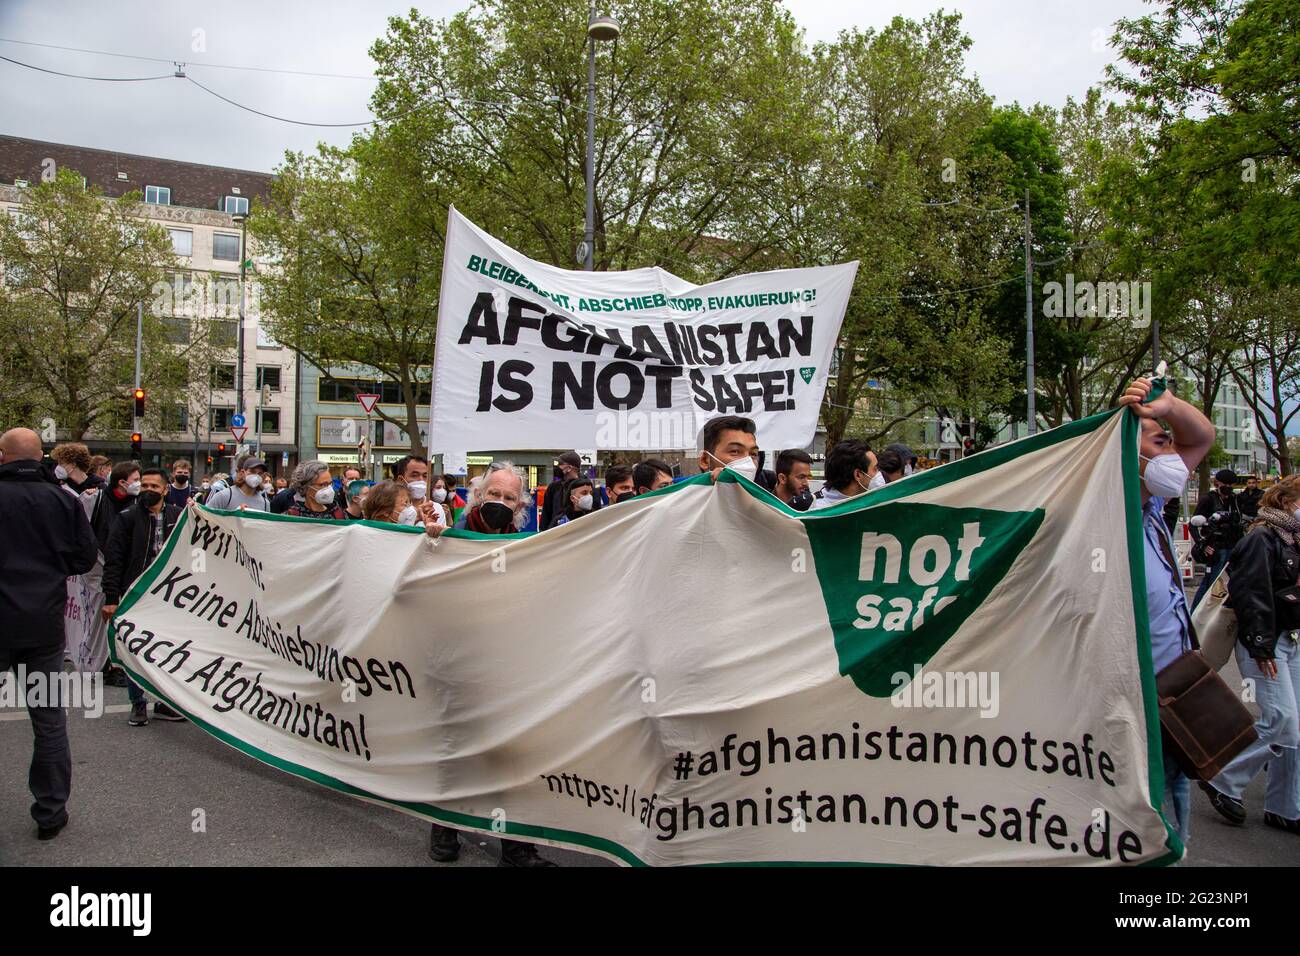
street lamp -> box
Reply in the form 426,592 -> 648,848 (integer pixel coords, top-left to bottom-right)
582,6 -> 621,271
231,211 -> 248,425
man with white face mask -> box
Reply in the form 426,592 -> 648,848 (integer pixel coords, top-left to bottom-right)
1116,375 -> 1215,852
205,455 -> 270,511
698,415 -> 760,483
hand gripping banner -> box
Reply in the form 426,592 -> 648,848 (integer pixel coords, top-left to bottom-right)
109,405 -> 1180,865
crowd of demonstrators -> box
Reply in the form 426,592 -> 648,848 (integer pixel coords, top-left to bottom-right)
771,448 -> 813,511
100,466 -> 187,726
206,455 -> 271,511
810,439 -> 878,510
0,428 -> 98,841
282,460 -> 357,521
1200,475 -> 1300,836
390,454 -> 442,527
1190,468 -> 1246,609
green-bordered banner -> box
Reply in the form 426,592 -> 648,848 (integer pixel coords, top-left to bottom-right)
110,405 -> 1179,865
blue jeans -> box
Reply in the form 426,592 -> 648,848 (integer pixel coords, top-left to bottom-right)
1191,549 -> 1228,611
1211,634 -> 1300,820
1163,750 -> 1190,850
127,676 -> 145,705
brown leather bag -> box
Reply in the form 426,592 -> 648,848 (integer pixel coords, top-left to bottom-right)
1157,650 -> 1257,781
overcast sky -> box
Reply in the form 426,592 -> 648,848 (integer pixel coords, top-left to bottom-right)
0,0 -> 1153,172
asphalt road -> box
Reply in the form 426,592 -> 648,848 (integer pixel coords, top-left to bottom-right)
0,649 -> 1294,867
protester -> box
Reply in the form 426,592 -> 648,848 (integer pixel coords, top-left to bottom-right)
100,466 -> 186,726
422,473 -> 459,528
1199,475 -> 1300,835
632,458 -> 674,496
552,476 -> 595,527
540,451 -> 583,529
604,464 -> 634,505
868,442 -> 912,490
165,458 -> 195,508
1117,375 -> 1216,850
1191,468 -> 1245,609
274,476 -> 289,493
344,478 -> 370,521
390,454 -> 435,524
51,442 -> 103,494
771,449 -> 813,510
361,480 -> 413,524
0,428 -> 98,840
50,443 -> 112,674
283,461 -> 352,520
206,455 -> 270,511
1239,475 -> 1263,520
810,440 -> 877,510
89,455 -> 113,484
697,415 -> 759,481
425,461 -> 554,866
269,473 -> 295,513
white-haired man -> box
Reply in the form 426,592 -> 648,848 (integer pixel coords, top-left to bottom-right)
424,462 -> 552,865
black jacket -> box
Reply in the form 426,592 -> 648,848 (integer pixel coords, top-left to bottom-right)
540,476 -> 601,530
1238,487 -> 1263,519
1227,525 -> 1300,660
0,459 -> 98,648
102,501 -> 182,606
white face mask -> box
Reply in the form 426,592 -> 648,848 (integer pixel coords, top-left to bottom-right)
314,486 -> 335,506
903,464 -> 914,476
126,480 -> 141,496
1139,452 -> 1189,499
707,450 -> 757,480
407,480 -> 427,500
576,493 -> 594,512
244,473 -> 263,489
430,486 -> 447,503
201,482 -> 211,491
54,464 -> 69,480
397,504 -> 419,525
867,471 -> 887,490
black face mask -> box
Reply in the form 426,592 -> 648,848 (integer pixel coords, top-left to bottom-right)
175,474 -> 189,486
789,489 -> 814,512
479,500 -> 514,530
137,490 -> 163,510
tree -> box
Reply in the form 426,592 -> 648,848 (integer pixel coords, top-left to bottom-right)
249,125 -> 447,455
1227,285 -> 1300,475
0,169 -> 187,440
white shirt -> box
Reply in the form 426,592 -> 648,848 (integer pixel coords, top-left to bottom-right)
810,486 -> 863,510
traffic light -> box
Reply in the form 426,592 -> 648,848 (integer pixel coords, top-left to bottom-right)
217,442 -> 226,455
962,437 -> 975,454
206,455 -> 213,465
133,387 -> 146,418
131,432 -> 142,456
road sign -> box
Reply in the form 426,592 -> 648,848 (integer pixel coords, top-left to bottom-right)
356,393 -> 380,414
231,413 -> 246,428
231,425 -> 248,442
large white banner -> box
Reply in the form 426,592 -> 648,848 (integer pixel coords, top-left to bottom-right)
110,406 -> 1180,866
429,207 -> 858,451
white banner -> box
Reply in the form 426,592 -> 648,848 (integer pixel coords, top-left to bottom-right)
110,406 -> 1180,866
429,207 -> 858,451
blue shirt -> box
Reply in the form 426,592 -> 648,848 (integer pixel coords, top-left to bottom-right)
1143,496 -> 1193,672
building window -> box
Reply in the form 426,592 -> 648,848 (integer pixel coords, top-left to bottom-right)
169,228 -> 193,257
223,196 -> 249,215
212,233 -> 241,262
163,316 -> 191,344
210,407 -> 235,431
161,406 -> 188,431
210,319 -> 238,348
210,363 -> 236,389
317,376 -> 431,405
258,409 -> 280,434
256,365 -> 281,391
145,185 -> 171,205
